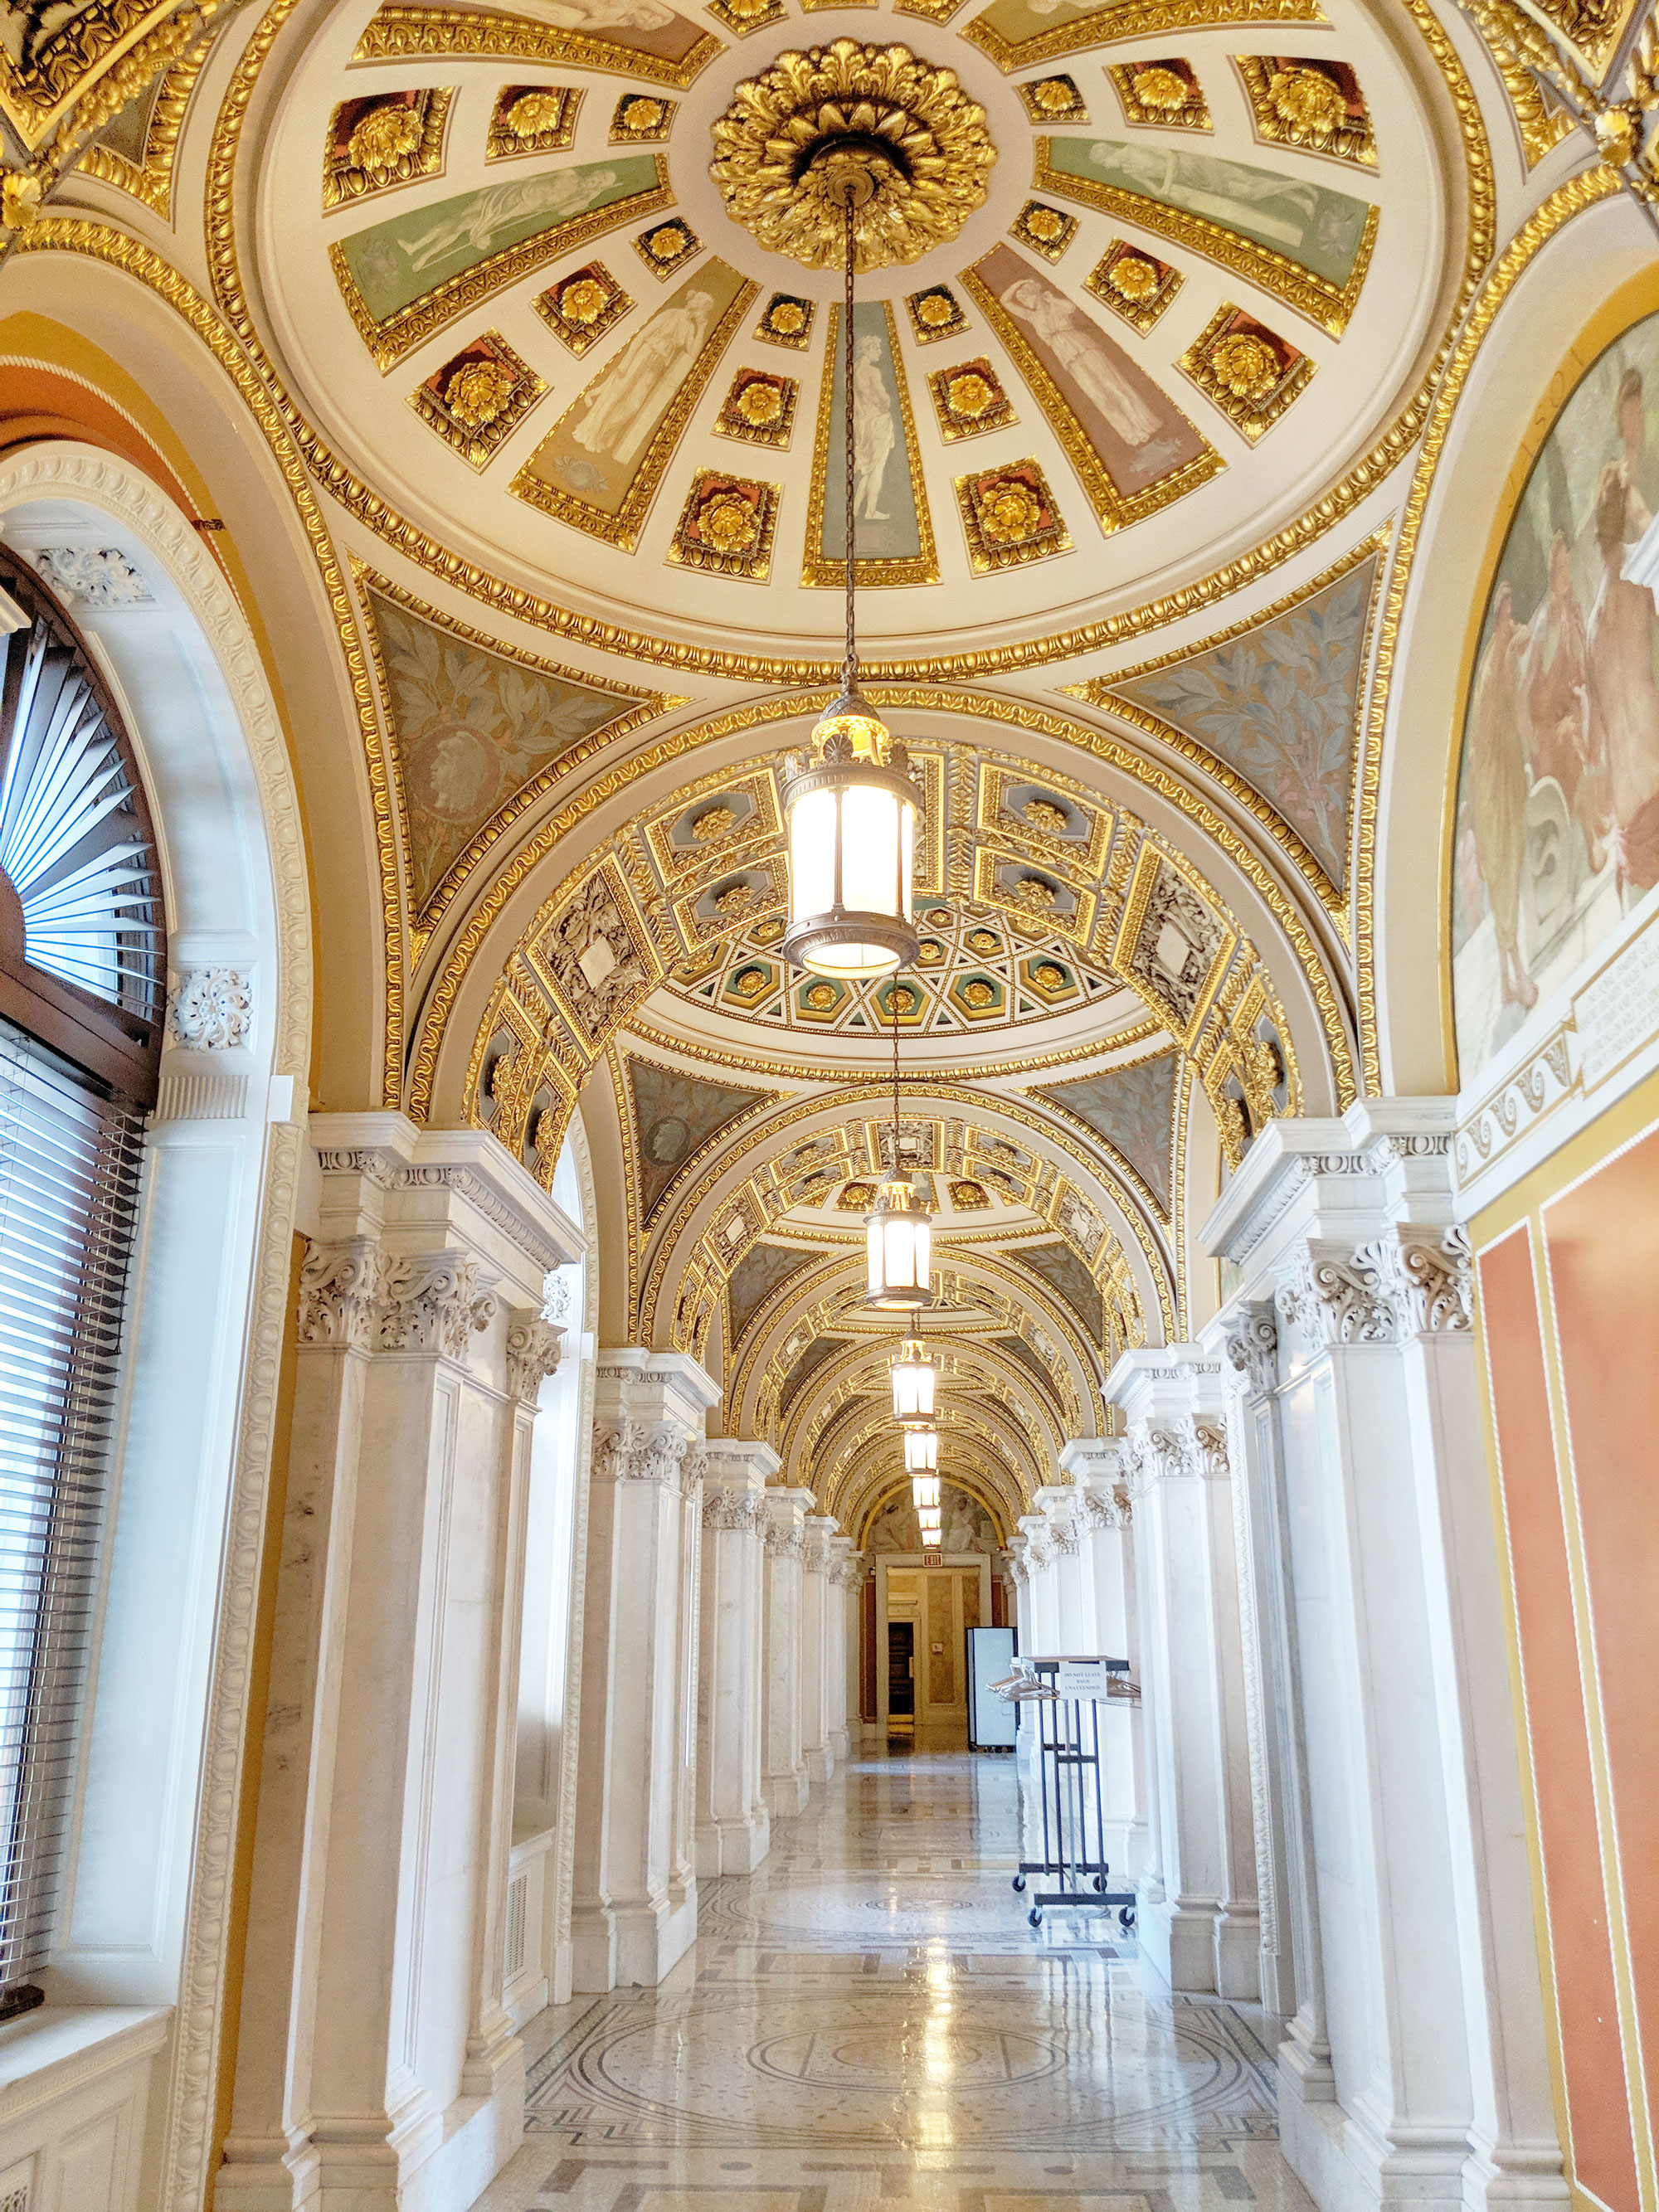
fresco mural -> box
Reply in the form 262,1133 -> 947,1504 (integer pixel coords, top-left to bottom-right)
867,1484 -> 998,1553
1452,309 -> 1659,1082
1033,1051 -> 1179,1211
810,301 -> 934,584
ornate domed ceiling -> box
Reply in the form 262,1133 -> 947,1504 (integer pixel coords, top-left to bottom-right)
255,0 -> 1460,660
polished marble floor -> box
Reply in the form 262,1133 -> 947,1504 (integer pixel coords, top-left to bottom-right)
475,1732 -> 1312,2212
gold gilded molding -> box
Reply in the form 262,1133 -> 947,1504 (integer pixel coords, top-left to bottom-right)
1010,198 -> 1078,258
1233,55 -> 1376,167
1458,0 -> 1580,161
956,459 -> 1073,570
486,81 -> 581,159
324,86 -> 454,207
353,560 -> 688,943
633,215 -> 700,278
928,356 -> 1017,440
12,220 -> 409,1110
961,265 -> 1222,528
1019,72 -> 1087,122
330,157 -> 674,372
75,30 -> 212,216
534,261 -> 634,354
714,367 -> 799,448
610,90 -> 676,142
1034,138 -> 1377,339
625,1012 -> 1168,1085
1178,301 -> 1316,442
1108,56 -> 1210,130
803,301 -> 939,586
666,472 -> 782,579
1068,527 -> 1390,936
0,0 -> 204,152
511,272 -> 757,549
961,0 -> 1324,74
174,0 -> 1492,699
407,330 -> 546,470
1084,240 -> 1183,333
1352,168 -> 1621,1097
350,4 -> 724,90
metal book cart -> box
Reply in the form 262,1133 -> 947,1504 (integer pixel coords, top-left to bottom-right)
1013,1658 -> 1137,1932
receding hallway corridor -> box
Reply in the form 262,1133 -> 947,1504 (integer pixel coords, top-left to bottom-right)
476,1742 -> 1309,2212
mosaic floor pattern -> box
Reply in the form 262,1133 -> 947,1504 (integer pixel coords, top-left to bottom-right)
474,1737 -> 1309,2212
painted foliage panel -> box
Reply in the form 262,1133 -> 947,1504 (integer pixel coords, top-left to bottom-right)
1452,312 -> 1659,1082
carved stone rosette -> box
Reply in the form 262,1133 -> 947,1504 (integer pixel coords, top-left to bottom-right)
505,1310 -> 565,1403
168,965 -> 253,1050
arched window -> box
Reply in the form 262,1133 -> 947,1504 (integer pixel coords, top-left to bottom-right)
0,547 -> 164,2005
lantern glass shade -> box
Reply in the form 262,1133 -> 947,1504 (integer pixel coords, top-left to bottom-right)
781,698 -> 917,978
865,1176 -> 932,1310
903,1427 -> 938,1474
891,1338 -> 937,1423
918,1510 -> 941,1539
911,1473 -> 940,1510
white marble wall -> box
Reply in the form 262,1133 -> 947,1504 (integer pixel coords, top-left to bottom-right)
219,1119 -> 581,2212
570,1349 -> 719,1993
1190,1101 -> 1564,2212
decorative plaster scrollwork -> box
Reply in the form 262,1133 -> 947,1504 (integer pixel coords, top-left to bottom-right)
1382,1224 -> 1474,1334
1222,1304 -> 1278,1398
296,1237 -> 380,1351
703,1486 -> 761,1532
34,545 -> 153,605
1122,1425 -> 1186,1496
505,1310 -> 565,1402
1050,1515 -> 1081,1557
1080,1485 -> 1131,1530
763,1522 -> 805,1559
1277,1241 -> 1394,1349
1184,1419 -> 1229,1481
542,1265 -> 578,1324
378,1253 -> 498,1359
681,1441 -> 709,1494
1008,1552 -> 1029,1587
168,966 -> 253,1050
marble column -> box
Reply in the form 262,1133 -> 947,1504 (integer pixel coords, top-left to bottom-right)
1107,1352 -> 1259,2001
219,1117 -> 582,2212
696,1439 -> 776,1877
570,1349 -> 719,1992
1061,1439 -> 1150,1883
1016,1514 -> 1058,1651
1200,1101 -> 1566,2212
845,1553 -> 869,1733
761,1488 -> 814,1817
826,1534 -> 854,1760
799,1514 -> 836,1782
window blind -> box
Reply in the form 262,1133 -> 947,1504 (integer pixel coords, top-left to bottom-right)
0,1014 -> 145,1985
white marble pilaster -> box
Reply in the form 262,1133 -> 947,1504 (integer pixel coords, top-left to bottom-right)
570,1349 -> 719,1993
844,1553 -> 868,1738
1060,1439 -> 1150,1884
1200,1102 -> 1567,2212
1034,1485 -> 1085,1650
1107,1354 -> 1260,2001
696,1440 -> 776,1877
1015,1515 -> 1057,1651
799,1516 -> 836,1782
761,1488 -> 814,1816
219,1118 -> 582,2212
826,1534 -> 854,1759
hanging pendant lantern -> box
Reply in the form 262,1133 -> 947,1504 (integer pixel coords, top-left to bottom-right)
911,1472 -> 940,1510
918,1508 -> 942,1541
865,990 -> 933,1310
904,1427 -> 939,1474
779,158 -> 920,980
891,1334 -> 937,1424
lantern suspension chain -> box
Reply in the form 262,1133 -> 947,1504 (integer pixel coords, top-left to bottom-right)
844,188 -> 858,694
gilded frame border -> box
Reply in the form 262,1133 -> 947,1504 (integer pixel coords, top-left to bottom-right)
350,4 -> 724,88
802,300 -> 940,587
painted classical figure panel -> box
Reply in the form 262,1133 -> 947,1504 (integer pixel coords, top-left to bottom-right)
334,154 -> 663,326
807,302 -> 936,585
868,1484 -> 998,1553
1452,310 -> 1659,1082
